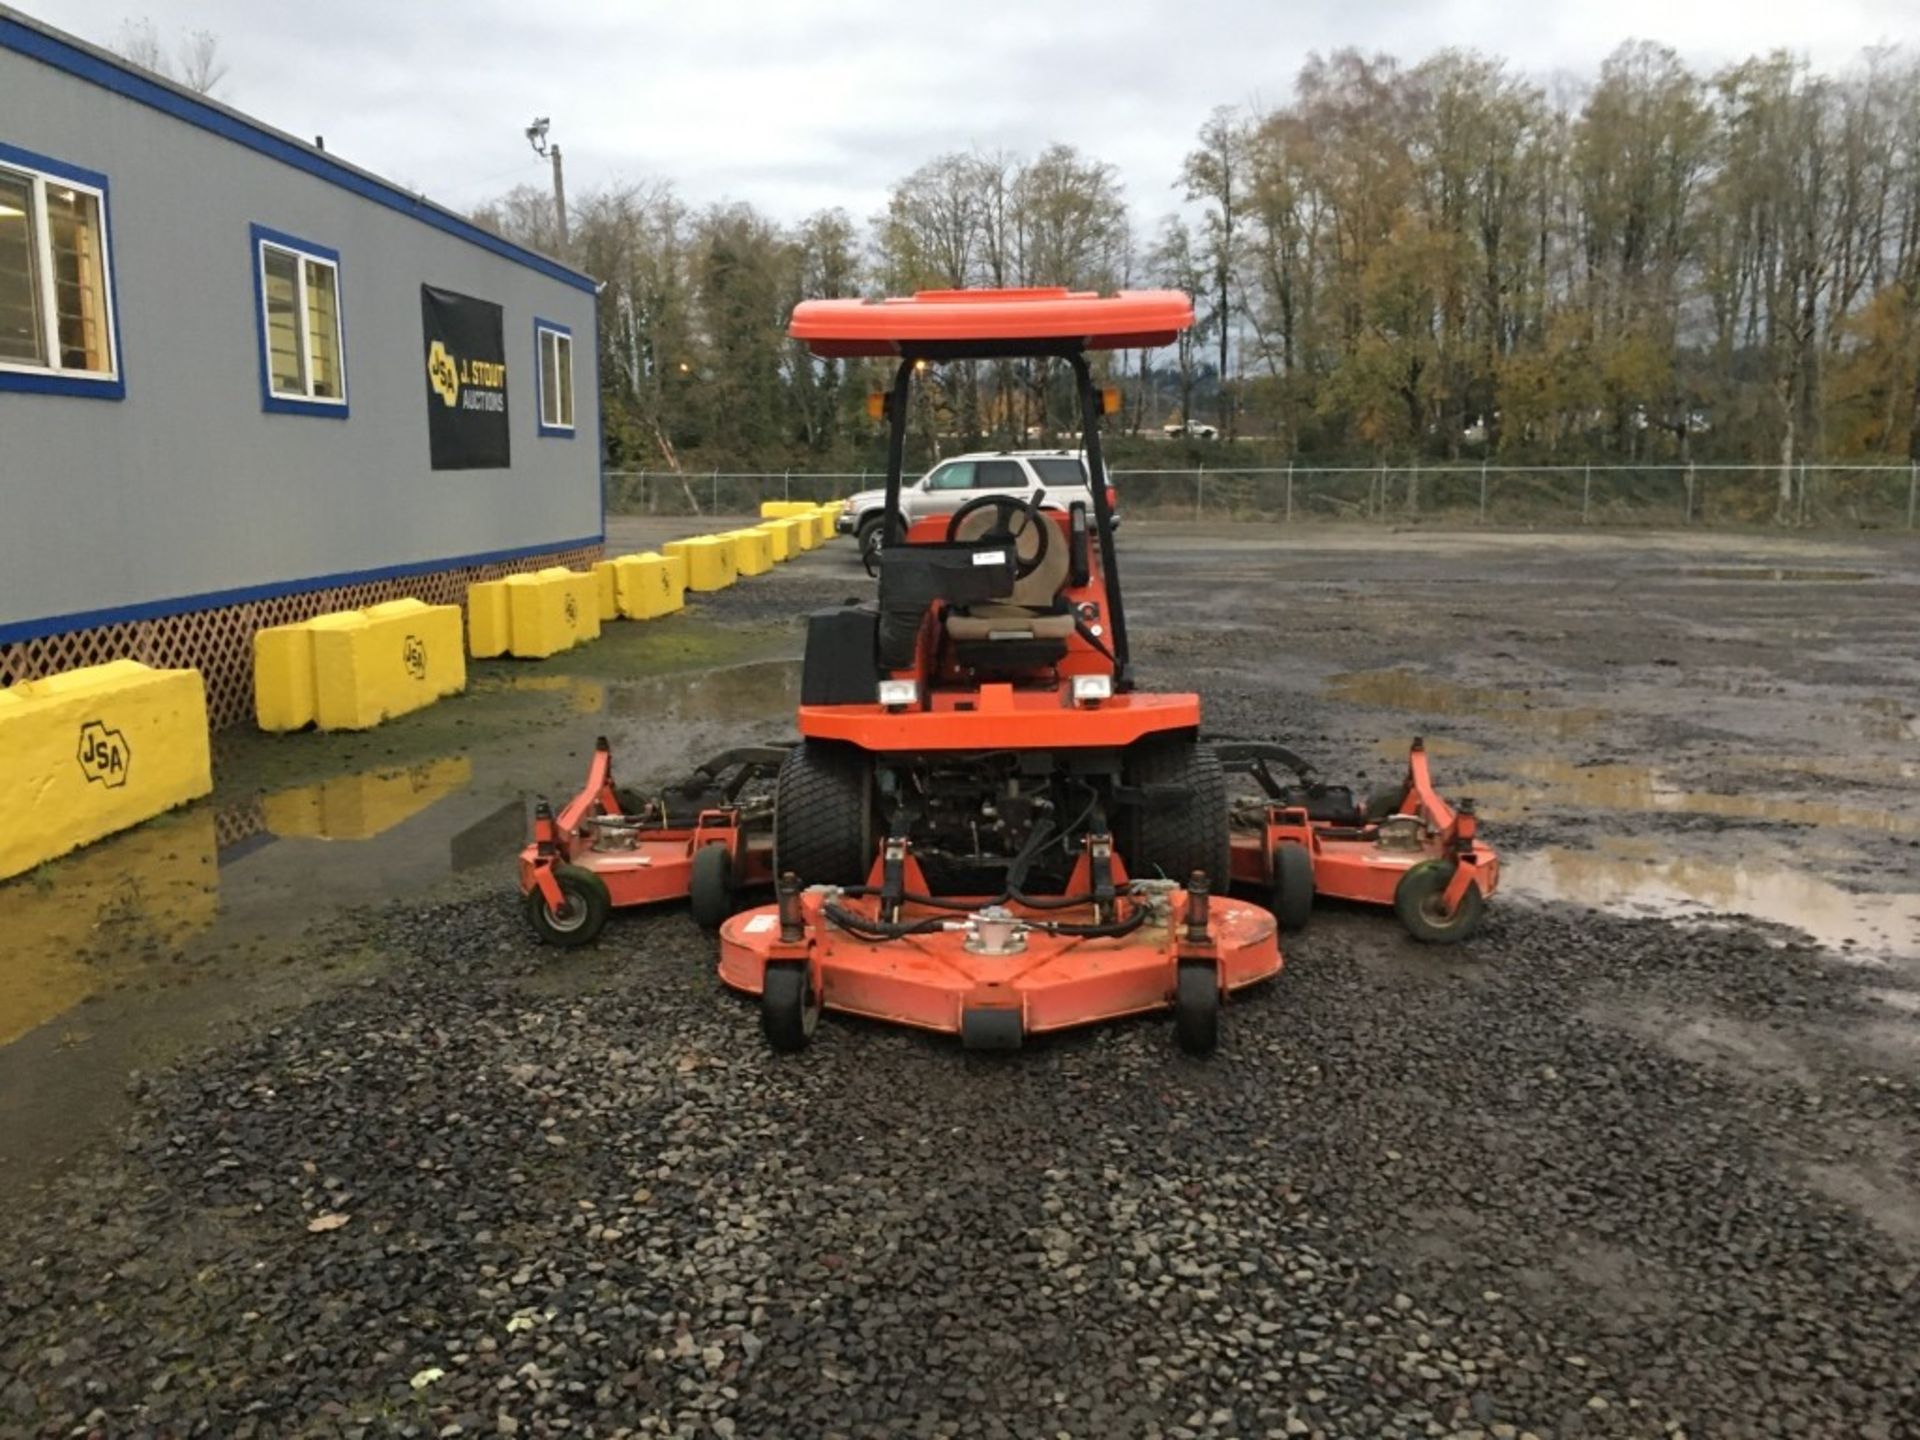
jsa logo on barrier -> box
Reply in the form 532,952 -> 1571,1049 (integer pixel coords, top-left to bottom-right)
403,634 -> 428,681
77,719 -> 131,788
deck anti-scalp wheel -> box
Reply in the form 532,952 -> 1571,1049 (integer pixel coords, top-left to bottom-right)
1271,841 -> 1314,933
1173,959 -> 1220,1056
524,864 -> 611,948
688,844 -> 735,930
761,962 -> 819,1052
1393,859 -> 1486,944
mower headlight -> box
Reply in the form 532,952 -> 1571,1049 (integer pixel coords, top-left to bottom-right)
877,679 -> 919,708
1071,674 -> 1113,706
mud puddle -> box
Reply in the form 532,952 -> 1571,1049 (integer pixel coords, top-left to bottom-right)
1506,838 -> 1920,960
1327,668 -> 1599,737
0,657 -> 801,1192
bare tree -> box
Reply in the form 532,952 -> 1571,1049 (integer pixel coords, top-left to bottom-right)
112,17 -> 228,95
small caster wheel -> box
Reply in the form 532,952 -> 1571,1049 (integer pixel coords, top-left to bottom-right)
688,844 -> 735,930
1173,959 -> 1219,1056
762,962 -> 819,1052
1271,841 -> 1314,934
1393,859 -> 1485,944
524,864 -> 611,947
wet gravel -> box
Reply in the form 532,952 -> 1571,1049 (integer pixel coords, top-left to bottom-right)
3,881 -> 1916,1438
6,530 -> 1919,1437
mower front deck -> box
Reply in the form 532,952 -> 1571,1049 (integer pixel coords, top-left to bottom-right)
718,869 -> 1279,1051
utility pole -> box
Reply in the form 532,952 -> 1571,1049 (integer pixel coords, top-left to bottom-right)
524,117 -> 569,255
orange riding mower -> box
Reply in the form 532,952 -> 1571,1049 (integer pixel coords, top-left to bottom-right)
518,288 -> 1497,1056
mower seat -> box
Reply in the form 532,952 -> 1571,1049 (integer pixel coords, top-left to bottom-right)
943,507 -> 1074,668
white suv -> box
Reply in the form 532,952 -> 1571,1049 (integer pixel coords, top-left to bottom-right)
836,450 -> 1119,559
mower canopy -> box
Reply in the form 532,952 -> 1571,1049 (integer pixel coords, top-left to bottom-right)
789,288 -> 1195,359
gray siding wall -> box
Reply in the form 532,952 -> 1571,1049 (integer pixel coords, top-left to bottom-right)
0,46 -> 600,635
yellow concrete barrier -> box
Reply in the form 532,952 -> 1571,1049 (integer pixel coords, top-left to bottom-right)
788,514 -> 819,552
758,500 -> 818,519
756,522 -> 795,563
311,599 -> 466,731
590,561 -> 620,622
612,552 -> 686,619
467,579 -> 512,659
665,536 -> 738,592
661,550 -> 689,592
811,507 -> 842,544
504,567 -> 601,658
0,660 -> 213,882
728,528 -> 775,576
262,756 -> 473,841
254,623 -> 318,731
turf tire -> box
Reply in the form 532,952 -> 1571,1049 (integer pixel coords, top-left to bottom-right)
1124,738 -> 1231,888
773,741 -> 875,887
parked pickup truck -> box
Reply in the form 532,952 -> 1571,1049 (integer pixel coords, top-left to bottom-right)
834,450 -> 1119,560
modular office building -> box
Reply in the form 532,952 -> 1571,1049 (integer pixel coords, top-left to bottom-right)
0,7 -> 602,726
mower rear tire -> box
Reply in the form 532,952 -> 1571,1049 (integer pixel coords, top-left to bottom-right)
762,962 -> 819,1052
525,865 -> 611,948
1124,738 -> 1231,887
688,844 -> 734,930
774,741 -> 875,887
1272,841 -> 1315,933
1394,859 -> 1485,944
1173,959 -> 1220,1056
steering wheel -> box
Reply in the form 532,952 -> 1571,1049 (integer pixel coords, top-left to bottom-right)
945,493 -> 1050,580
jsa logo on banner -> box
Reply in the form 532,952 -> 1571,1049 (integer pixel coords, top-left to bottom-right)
426,340 -> 506,413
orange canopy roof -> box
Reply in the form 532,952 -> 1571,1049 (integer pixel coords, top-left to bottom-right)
788,288 -> 1194,358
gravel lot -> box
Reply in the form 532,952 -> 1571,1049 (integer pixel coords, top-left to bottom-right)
3,524 -> 1917,1439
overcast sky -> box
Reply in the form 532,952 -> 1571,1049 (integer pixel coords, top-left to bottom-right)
27,0 -> 1915,228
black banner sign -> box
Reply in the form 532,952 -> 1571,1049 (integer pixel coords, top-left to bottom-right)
422,285 -> 510,470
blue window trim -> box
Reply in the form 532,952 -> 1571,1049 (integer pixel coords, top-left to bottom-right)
0,533 -> 605,646
250,223 -> 349,419
0,139 -> 126,401
533,317 -> 575,438
0,14 -> 595,296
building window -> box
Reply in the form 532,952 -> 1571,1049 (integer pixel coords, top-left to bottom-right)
535,319 -> 574,436
250,224 -> 346,417
0,142 -> 121,400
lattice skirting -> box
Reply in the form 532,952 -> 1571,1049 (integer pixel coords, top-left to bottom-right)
0,543 -> 604,731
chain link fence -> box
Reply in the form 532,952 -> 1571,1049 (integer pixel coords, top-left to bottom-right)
607,464 -> 1920,529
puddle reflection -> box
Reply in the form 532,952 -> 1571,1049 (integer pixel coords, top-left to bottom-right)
0,809 -> 220,1046
1508,840 -> 1920,958
1655,567 -> 1872,583
1474,758 -> 1919,837
261,757 -> 473,841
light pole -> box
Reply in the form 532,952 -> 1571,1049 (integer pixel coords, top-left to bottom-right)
524,117 -> 568,255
